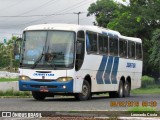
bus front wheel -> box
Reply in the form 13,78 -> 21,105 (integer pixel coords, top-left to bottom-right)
75,80 -> 91,101
32,91 -> 46,101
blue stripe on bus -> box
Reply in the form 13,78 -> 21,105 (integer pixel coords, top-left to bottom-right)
96,56 -> 107,84
104,56 -> 113,84
111,57 -> 119,84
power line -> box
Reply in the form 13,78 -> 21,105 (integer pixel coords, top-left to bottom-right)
1,0 -> 95,29
26,0 -> 89,23
17,0 -> 57,16
53,0 -> 91,14
0,13 -> 75,18
0,0 -> 25,11
11,0 -> 91,27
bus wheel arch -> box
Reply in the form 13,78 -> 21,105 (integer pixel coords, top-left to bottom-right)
75,74 -> 92,101
109,76 -> 125,98
84,75 -> 92,91
124,76 -> 131,97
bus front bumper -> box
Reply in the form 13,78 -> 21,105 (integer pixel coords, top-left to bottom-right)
19,80 -> 73,93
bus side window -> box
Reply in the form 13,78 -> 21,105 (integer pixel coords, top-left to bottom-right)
128,41 -> 135,59
104,35 -> 108,54
75,31 -> 85,71
86,32 -> 97,53
119,39 -> 127,58
136,43 -> 142,60
109,35 -> 118,56
98,34 -> 108,55
98,34 -> 103,54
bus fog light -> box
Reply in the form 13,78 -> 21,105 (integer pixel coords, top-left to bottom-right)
63,86 -> 66,89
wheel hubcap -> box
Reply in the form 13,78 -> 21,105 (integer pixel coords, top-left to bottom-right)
120,85 -> 123,97
82,85 -> 88,96
125,84 -> 128,94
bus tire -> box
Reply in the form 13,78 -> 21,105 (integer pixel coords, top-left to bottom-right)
109,80 -> 124,98
124,81 -> 130,97
32,91 -> 46,101
75,80 -> 91,101
117,80 -> 124,98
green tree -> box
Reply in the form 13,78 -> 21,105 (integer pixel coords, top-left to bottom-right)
87,0 -> 119,27
0,36 -> 20,71
149,29 -> 160,67
88,0 -> 160,78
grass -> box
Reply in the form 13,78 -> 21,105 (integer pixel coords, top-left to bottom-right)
131,85 -> 160,94
0,78 -> 18,82
0,89 -> 31,97
128,106 -> 157,114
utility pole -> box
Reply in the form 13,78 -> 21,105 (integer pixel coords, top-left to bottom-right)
73,12 -> 82,25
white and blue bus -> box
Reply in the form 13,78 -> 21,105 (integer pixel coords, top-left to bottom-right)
19,24 -> 143,101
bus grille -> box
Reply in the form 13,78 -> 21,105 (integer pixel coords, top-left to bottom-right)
30,85 -> 57,88
32,79 -> 55,82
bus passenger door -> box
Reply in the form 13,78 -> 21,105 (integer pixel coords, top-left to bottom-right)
75,30 -> 85,92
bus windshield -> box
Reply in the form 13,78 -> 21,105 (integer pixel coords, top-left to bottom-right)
20,31 -> 75,69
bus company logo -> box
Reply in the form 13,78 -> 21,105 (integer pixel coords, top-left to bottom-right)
2,112 -> 11,117
33,73 -> 54,77
126,62 -> 136,68
1,112 -> 42,118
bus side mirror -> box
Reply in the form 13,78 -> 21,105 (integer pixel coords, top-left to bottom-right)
14,38 -> 22,60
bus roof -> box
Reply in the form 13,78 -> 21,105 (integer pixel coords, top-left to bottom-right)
24,23 -> 141,43
120,35 -> 142,43
24,23 -> 120,35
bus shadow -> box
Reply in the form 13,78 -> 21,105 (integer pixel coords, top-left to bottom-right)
41,95 -> 111,102
29,95 -> 137,102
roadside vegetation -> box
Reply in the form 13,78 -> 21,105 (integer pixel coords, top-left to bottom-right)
128,106 -> 157,114
0,89 -> 31,97
0,36 -> 21,72
131,75 -> 160,94
0,78 -> 18,82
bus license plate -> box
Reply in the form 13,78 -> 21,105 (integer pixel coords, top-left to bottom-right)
40,86 -> 48,92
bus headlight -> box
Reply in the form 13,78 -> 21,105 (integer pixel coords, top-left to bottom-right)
19,75 -> 31,81
57,77 -> 73,82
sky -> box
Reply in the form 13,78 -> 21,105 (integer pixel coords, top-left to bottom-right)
0,0 -> 129,42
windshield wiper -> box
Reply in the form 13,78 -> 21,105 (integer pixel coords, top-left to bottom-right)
31,47 -> 45,69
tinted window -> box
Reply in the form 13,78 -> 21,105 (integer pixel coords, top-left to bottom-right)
109,35 -> 118,56
86,32 -> 97,53
76,31 -> 85,71
136,43 -> 142,59
98,34 -> 108,54
119,39 -> 127,58
128,41 -> 135,59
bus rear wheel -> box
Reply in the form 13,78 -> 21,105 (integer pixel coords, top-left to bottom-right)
109,80 -> 124,98
124,81 -> 131,97
32,91 -> 46,101
118,80 -> 124,98
75,80 -> 91,101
